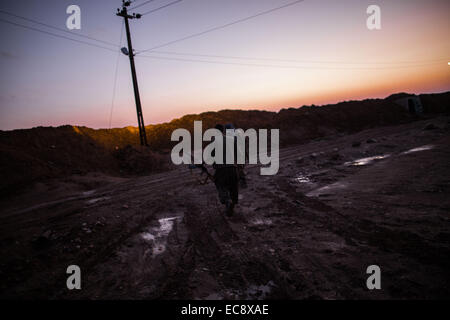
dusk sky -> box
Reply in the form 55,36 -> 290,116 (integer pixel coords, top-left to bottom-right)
0,0 -> 449,130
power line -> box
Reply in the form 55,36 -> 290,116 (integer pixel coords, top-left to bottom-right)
148,50 -> 449,66
136,0 -> 305,54
0,9 -> 119,48
0,14 -> 443,71
0,17 -> 118,53
137,53 -> 442,70
109,21 -> 125,129
5,4 -> 439,67
130,0 -> 158,10
141,0 -> 184,16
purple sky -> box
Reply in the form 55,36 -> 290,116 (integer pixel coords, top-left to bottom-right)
0,0 -> 449,130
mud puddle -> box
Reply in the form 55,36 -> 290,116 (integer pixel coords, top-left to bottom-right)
402,144 -> 435,155
85,196 -> 110,205
250,218 -> 273,226
82,190 -> 96,196
141,215 -> 183,255
344,154 -> 390,166
294,174 -> 311,183
307,181 -> 349,197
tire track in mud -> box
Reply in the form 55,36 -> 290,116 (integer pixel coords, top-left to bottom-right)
268,177 -> 361,298
159,201 -> 296,299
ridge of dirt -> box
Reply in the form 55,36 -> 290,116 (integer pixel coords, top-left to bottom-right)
2,91 -> 448,197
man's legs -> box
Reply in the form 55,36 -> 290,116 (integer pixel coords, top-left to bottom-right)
238,165 -> 247,189
214,168 -> 232,215
215,182 -> 230,205
214,167 -> 238,216
227,167 -> 239,216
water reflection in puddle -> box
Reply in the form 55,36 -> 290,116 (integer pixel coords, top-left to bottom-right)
345,154 -> 390,166
307,182 -> 348,197
86,196 -> 110,204
294,174 -> 311,183
402,144 -> 434,155
141,216 -> 180,255
250,218 -> 273,226
82,190 -> 96,196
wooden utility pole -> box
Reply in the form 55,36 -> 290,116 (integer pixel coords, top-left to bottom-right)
116,1 -> 148,146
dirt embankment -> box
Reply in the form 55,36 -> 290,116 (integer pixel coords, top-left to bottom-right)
0,127 -> 168,197
1,91 -> 449,197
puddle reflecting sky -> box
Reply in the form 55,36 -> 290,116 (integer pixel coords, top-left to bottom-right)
402,145 -> 434,155
345,154 -> 390,166
82,190 -> 96,196
295,174 -> 311,183
250,218 -> 273,226
86,196 -> 110,204
141,216 -> 180,256
307,181 -> 348,197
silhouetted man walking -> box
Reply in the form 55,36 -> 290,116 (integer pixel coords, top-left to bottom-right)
213,124 -> 239,216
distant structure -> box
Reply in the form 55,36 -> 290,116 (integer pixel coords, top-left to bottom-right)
394,95 -> 423,114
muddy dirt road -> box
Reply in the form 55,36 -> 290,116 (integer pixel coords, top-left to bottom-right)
1,116 -> 449,299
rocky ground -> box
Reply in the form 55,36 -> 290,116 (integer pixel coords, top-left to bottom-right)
1,115 -> 449,299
